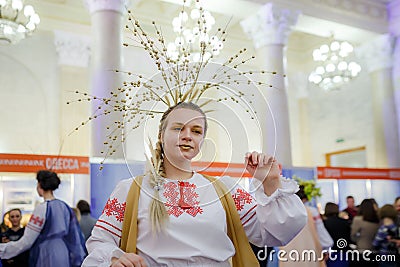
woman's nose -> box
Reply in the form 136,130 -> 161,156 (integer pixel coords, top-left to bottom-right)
180,128 -> 192,140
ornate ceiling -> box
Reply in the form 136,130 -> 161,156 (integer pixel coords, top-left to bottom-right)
31,0 -> 394,52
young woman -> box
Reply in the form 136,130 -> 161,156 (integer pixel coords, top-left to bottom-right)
1,209 -> 29,267
83,102 -> 307,267
0,170 -> 87,267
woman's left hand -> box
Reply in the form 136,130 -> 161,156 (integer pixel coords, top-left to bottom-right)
244,152 -> 282,196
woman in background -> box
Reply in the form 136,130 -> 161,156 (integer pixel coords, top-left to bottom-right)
351,198 -> 380,267
1,208 -> 29,267
351,199 -> 380,250
323,202 -> 351,267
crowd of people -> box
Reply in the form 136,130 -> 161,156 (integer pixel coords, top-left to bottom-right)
311,196 -> 400,267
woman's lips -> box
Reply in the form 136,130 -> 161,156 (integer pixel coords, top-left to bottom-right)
179,144 -> 193,150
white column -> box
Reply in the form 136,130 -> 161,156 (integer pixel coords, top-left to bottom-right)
358,34 -> 400,168
85,0 -> 128,159
389,0 -> 400,167
241,3 -> 299,166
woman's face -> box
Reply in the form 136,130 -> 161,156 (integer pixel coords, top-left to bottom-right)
162,108 -> 205,166
8,210 -> 21,228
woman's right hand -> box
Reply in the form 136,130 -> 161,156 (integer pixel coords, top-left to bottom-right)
110,253 -> 147,267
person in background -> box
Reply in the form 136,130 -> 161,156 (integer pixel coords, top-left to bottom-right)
394,197 -> 400,226
0,170 -> 87,267
351,198 -> 380,249
72,208 -> 81,222
343,196 -> 358,223
388,197 -> 400,250
1,209 -> 29,267
350,198 -> 380,267
0,213 -> 9,235
373,204 -> 399,267
76,200 -> 97,241
323,202 -> 351,267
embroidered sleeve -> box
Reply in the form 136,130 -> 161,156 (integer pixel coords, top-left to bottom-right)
0,202 -> 46,259
231,187 -> 257,227
83,178 -> 133,267
219,175 -> 307,247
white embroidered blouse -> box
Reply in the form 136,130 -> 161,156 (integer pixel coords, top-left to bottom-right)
83,173 -> 307,267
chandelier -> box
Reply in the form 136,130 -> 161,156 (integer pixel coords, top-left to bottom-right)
0,0 -> 40,44
308,39 -> 361,91
166,0 -> 223,62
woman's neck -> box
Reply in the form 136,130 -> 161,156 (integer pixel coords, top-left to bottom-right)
383,217 -> 394,226
11,225 -> 21,231
164,159 -> 193,180
42,191 -> 55,201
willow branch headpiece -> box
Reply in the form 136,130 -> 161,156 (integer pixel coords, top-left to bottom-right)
68,0 -> 283,167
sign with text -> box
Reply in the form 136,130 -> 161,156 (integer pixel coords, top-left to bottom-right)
0,153 -> 90,174
317,167 -> 400,180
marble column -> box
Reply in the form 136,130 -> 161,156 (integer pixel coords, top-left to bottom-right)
240,3 -> 299,166
388,0 -> 400,168
84,0 -> 128,159
358,34 -> 400,168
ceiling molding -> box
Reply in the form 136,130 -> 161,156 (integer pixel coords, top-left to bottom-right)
244,0 -> 388,34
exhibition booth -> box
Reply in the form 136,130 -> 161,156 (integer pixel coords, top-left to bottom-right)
0,153 -> 90,220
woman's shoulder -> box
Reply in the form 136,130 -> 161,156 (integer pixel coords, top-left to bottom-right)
109,176 -> 143,196
116,177 -> 136,187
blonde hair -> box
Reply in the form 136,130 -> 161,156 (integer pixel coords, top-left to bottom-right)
149,102 -> 207,232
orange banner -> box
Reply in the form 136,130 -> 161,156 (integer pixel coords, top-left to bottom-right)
0,154 -> 90,174
317,166 -> 400,180
192,161 -> 251,178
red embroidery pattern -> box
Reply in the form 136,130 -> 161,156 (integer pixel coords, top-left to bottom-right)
29,215 -> 44,226
163,181 -> 203,217
232,188 -> 253,211
102,198 -> 126,222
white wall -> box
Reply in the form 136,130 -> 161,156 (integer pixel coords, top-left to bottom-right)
0,31 -> 60,154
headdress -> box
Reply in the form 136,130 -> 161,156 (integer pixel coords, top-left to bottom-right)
69,0 -> 282,167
